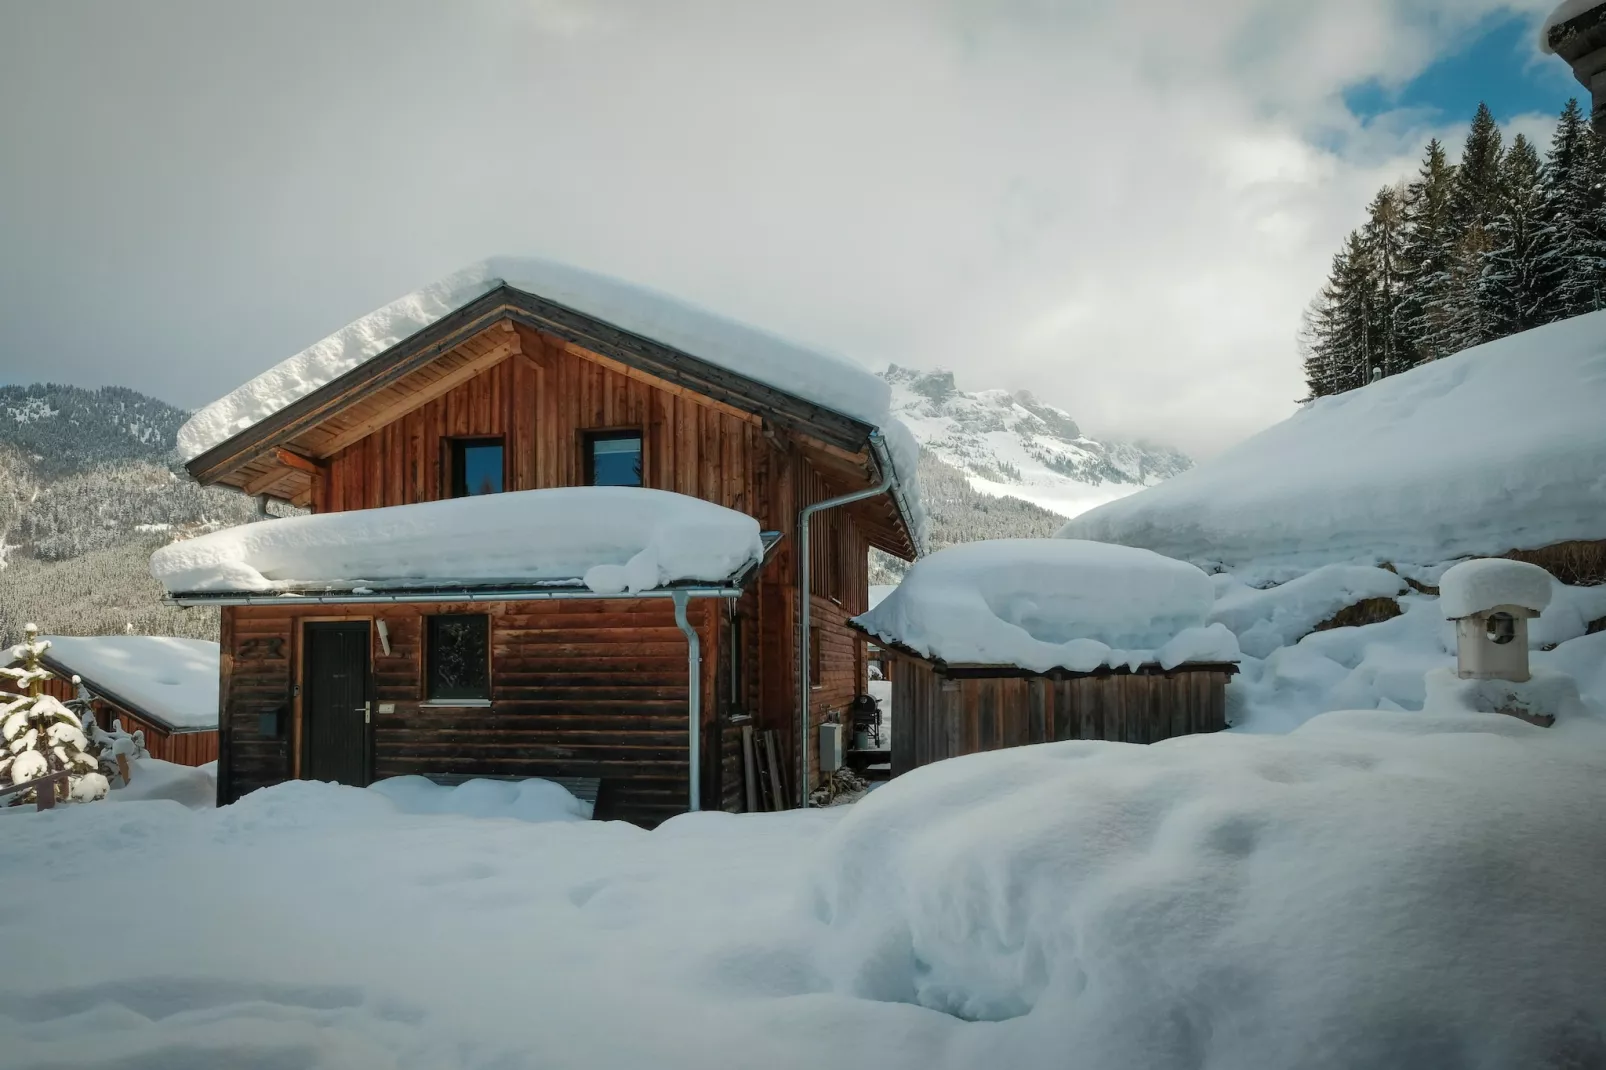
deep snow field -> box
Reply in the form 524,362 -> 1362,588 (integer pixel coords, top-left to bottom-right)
3,575 -> 1606,1070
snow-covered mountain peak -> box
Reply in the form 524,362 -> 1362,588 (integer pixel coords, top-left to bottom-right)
880,364 -> 1191,520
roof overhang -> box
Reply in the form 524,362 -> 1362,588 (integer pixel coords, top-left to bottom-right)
186,284 -> 920,560
1547,4 -> 1606,131
846,619 -> 1240,678
166,531 -> 784,608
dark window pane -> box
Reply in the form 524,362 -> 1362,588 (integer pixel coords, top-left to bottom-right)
427,615 -> 490,701
449,439 -> 504,497
588,433 -> 642,486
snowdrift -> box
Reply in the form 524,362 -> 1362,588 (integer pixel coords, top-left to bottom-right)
854,539 -> 1238,672
149,486 -> 765,595
813,708 -> 1606,1067
1060,311 -> 1606,576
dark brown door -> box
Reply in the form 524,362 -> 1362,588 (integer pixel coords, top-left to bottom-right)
303,622 -> 371,786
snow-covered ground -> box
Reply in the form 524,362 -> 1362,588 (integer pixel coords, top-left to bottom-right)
2,696 -> 1603,1069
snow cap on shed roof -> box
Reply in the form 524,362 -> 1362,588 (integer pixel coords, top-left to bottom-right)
852,539 -> 1239,674
3,635 -> 219,732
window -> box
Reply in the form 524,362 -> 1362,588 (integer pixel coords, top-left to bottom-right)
584,431 -> 643,486
426,614 -> 490,702
448,438 -> 504,498
809,625 -> 823,688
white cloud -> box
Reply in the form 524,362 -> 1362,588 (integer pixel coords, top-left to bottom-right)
0,0 -> 1568,456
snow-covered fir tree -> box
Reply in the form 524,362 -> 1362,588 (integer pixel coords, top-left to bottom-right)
1303,100 -> 1606,400
1,624 -> 109,805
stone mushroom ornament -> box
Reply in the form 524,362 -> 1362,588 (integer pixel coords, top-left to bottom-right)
1424,559 -> 1585,727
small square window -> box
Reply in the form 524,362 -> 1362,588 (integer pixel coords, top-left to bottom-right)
585,431 -> 643,486
427,614 -> 490,702
449,439 -> 504,498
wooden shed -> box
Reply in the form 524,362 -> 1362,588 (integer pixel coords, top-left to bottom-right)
861,636 -> 1235,776
849,538 -> 1241,776
0,635 -> 220,766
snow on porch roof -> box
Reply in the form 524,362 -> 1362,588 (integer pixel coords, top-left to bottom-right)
151,487 -> 776,603
3,635 -> 219,733
851,539 -> 1241,675
175,256 -> 927,548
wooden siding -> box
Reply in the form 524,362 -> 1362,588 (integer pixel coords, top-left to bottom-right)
890,659 -> 1230,775
220,598 -> 735,827
0,674 -> 217,767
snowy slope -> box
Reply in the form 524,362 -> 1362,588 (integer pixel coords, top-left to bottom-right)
882,366 -> 1190,520
1060,311 -> 1606,576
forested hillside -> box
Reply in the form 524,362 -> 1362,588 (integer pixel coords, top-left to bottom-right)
0,385 -> 257,644
1303,100 -> 1606,397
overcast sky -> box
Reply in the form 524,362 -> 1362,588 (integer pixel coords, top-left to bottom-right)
0,0 -> 1577,456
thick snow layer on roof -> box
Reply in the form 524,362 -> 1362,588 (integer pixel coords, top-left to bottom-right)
854,539 -> 1238,672
174,255 -> 927,549
5,635 -> 219,730
1060,312 -> 1606,575
1542,0 -> 1606,50
1439,558 -> 1555,618
149,487 -> 764,596
1211,565 -> 1408,659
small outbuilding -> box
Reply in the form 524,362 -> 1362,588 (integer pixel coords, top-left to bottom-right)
0,635 -> 219,766
850,540 -> 1241,775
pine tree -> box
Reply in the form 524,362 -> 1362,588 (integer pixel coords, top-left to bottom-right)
1480,134 -> 1553,337
1303,231 -> 1379,397
1399,139 -> 1460,363
1452,102 -> 1506,234
0,624 -> 109,805
1543,99 -> 1606,318
1425,103 -> 1508,356
1363,184 -> 1413,375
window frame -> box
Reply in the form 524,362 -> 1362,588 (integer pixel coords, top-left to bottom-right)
582,428 -> 645,487
446,436 -> 506,499
423,613 -> 492,705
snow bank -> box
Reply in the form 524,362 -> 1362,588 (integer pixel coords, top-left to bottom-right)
106,756 -> 216,808
175,255 -> 927,547
854,539 -> 1238,672
1060,312 -> 1606,574
368,775 -> 590,823
1439,558 -> 1554,618
18,635 -> 218,729
812,708 -> 1606,1065
1210,565 -> 1407,659
1423,666 -> 1589,723
1541,0 -> 1605,50
149,487 -> 764,595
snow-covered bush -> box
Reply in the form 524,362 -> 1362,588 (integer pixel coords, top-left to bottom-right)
1,625 -> 109,804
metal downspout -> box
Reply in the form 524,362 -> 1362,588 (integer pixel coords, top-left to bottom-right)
797,430 -> 895,807
672,591 -> 702,813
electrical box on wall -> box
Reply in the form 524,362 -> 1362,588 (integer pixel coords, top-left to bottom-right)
819,723 -> 844,774
258,709 -> 283,739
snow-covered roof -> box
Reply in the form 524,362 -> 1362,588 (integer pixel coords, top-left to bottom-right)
1542,0 -> 1606,51
3,636 -> 219,732
175,256 -> 927,548
1060,311 -> 1606,576
852,539 -> 1239,673
1439,559 -> 1555,619
150,486 -> 768,598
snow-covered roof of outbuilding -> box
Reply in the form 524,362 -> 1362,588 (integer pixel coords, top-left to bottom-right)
1060,311 -> 1606,578
2,636 -> 218,732
151,486 -> 772,601
176,256 -> 927,551
851,539 -> 1240,674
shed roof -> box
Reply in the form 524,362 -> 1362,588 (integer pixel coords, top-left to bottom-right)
3,636 -> 219,734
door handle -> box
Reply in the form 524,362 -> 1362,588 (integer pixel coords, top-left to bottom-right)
357,701 -> 371,723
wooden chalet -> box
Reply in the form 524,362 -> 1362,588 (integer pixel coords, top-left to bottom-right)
0,636 -> 220,766
172,269 -> 922,825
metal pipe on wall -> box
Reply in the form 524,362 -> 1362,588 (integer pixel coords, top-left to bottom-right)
796,431 -> 896,808
672,591 -> 702,813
